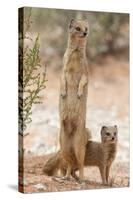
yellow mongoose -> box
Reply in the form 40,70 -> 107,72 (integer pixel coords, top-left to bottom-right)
59,19 -> 89,181
43,126 -> 118,185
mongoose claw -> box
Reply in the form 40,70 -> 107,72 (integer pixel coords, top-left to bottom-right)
77,92 -> 83,99
61,176 -> 71,181
77,179 -> 86,184
61,93 -> 67,98
102,181 -> 108,186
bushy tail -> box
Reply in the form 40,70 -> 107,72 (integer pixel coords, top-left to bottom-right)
43,151 -> 63,176
43,128 -> 92,177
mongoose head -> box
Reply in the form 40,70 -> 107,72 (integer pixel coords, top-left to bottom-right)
69,19 -> 89,40
101,125 -> 118,144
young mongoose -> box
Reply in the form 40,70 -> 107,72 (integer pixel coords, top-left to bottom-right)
43,125 -> 118,185
59,19 -> 89,181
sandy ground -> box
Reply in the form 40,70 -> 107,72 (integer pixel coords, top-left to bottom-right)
19,154 -> 129,193
21,55 -> 129,193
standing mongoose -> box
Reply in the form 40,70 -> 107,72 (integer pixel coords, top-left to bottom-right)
43,125 -> 118,185
59,19 -> 89,181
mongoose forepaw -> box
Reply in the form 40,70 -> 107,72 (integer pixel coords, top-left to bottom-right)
77,92 -> 83,99
61,92 -> 67,98
60,176 -> 71,181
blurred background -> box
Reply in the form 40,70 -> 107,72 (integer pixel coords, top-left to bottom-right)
25,7 -> 129,69
22,7 -> 129,187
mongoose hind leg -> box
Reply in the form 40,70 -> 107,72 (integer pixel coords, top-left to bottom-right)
66,164 -> 72,178
71,169 -> 79,180
60,168 -> 67,177
59,164 -> 72,181
106,165 -> 111,184
99,165 -> 107,185
75,146 -> 86,182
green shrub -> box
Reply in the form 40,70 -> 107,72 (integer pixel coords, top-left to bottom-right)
19,8 -> 46,136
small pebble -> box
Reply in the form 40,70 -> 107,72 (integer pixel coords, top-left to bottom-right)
34,183 -> 47,190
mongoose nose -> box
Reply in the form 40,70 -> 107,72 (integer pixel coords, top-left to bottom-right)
84,32 -> 87,36
112,137 -> 115,140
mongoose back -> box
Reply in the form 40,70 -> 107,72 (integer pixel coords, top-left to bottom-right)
43,125 -> 118,184
59,19 -> 89,181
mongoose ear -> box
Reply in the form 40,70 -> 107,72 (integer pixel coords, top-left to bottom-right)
85,20 -> 89,26
101,126 -> 107,134
114,125 -> 118,130
102,126 -> 107,129
69,19 -> 75,29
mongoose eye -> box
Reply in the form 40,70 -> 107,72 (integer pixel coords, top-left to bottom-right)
85,27 -> 88,32
75,27 -> 81,31
106,132 -> 110,136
